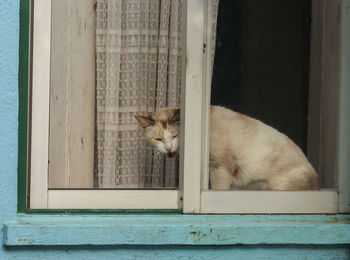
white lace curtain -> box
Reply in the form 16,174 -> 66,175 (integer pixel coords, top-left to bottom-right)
95,0 -> 218,188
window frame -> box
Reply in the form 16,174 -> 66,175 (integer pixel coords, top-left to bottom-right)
21,0 -> 350,213
337,0 -> 350,212
18,0 -> 31,213
24,0 -> 182,211
182,0 -> 350,214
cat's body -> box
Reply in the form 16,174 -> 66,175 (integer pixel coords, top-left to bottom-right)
135,106 -> 318,190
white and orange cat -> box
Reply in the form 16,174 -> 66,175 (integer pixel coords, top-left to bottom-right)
135,106 -> 318,190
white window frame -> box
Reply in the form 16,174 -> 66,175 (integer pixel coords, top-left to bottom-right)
29,0 -> 179,210
30,0 -> 350,213
182,0 -> 350,214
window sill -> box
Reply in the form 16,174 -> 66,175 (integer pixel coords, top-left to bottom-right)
3,214 -> 350,246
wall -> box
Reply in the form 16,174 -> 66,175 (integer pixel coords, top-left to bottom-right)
0,1 -> 349,259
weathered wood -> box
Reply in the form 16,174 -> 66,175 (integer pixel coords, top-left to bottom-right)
4,215 -> 350,246
49,0 -> 96,188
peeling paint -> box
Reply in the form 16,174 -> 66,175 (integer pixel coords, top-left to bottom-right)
17,238 -> 33,245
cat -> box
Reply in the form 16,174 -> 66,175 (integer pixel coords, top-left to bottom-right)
135,106 -> 319,190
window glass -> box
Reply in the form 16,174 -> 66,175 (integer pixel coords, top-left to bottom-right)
207,0 -> 338,191
48,0 -> 182,189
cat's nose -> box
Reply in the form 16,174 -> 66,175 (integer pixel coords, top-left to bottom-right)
165,146 -> 172,152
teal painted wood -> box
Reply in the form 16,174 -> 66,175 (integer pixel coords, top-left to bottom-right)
1,245 -> 349,260
4,214 -> 350,246
2,245 -> 350,260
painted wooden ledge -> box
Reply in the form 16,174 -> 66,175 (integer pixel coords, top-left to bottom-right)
3,214 -> 350,246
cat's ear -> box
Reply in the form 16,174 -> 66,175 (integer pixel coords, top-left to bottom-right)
169,108 -> 180,124
134,115 -> 155,130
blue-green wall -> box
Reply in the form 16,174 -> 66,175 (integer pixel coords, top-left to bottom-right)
0,1 -> 349,259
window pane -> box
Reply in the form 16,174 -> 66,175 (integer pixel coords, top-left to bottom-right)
207,0 -> 338,191
48,0 -> 182,189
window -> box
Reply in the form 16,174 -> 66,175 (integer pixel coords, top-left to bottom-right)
187,0 -> 350,214
26,0 -> 349,213
30,0 -> 183,209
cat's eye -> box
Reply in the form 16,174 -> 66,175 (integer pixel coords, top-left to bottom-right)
154,138 -> 163,142
172,135 -> 178,139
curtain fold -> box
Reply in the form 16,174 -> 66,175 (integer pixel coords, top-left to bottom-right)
95,0 -> 218,188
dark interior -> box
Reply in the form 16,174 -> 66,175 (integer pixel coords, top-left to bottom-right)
211,0 -> 311,152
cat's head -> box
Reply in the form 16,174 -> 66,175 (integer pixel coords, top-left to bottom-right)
135,108 -> 180,158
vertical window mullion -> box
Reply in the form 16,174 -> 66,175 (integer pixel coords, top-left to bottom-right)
181,0 -> 206,213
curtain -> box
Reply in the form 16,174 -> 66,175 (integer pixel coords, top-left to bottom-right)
95,0 -> 218,188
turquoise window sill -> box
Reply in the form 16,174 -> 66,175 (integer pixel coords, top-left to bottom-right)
3,214 -> 350,246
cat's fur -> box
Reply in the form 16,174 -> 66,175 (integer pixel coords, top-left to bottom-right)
135,108 -> 180,159
135,106 -> 319,190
